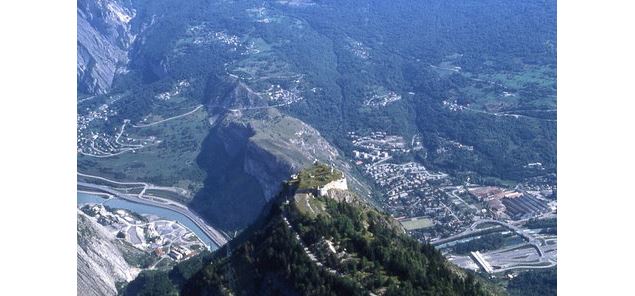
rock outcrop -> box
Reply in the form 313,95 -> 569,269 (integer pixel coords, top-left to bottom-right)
225,109 -> 344,201
191,108 -> 351,231
77,0 -> 135,95
77,212 -> 140,296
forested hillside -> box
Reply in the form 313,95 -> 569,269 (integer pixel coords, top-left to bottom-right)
123,165 -> 502,295
88,0 -> 556,184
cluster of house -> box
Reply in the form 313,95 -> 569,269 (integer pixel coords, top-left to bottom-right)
363,91 -> 402,107
262,83 -> 303,104
153,245 -> 195,261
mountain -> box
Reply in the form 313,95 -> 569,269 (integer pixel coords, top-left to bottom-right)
79,0 -> 556,183
206,76 -> 270,111
123,165 -> 501,296
77,211 -> 143,296
77,0 -> 556,222
77,1 -> 557,294
190,108 -> 364,231
77,0 -> 135,95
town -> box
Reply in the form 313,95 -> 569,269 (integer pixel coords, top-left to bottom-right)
348,130 -> 557,275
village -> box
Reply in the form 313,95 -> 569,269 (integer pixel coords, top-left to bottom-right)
261,81 -> 304,105
346,37 -> 370,60
363,90 -> 402,107
346,130 -> 557,275
348,131 -> 557,242
155,80 -> 190,101
77,115 -> 159,158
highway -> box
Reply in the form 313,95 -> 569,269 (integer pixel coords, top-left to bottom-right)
442,185 -> 478,212
132,105 -> 204,128
434,217 -> 556,273
432,219 -> 544,256
77,180 -> 228,248
431,226 -> 500,246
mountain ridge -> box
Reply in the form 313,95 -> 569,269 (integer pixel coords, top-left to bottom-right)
124,164 -> 502,296
77,0 -> 136,95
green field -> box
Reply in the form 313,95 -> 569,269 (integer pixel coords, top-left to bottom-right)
400,217 -> 434,230
77,106 -> 209,199
296,163 -> 343,190
293,193 -> 326,218
460,64 -> 556,112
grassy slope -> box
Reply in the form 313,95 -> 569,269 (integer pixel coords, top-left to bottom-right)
78,106 -> 209,198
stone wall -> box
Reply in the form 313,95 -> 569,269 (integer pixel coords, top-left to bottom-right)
319,177 -> 348,196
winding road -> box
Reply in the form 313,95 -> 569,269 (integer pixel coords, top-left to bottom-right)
132,105 -> 204,128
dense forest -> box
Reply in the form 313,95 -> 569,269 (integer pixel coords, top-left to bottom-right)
452,233 -> 505,255
507,268 -> 557,296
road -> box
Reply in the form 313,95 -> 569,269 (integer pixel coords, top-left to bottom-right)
442,186 -> 477,211
79,104 -> 201,159
132,105 -> 204,127
440,218 -> 556,273
432,219 -> 544,256
78,172 -> 189,201
281,213 -> 339,275
439,201 -> 460,222
78,148 -> 137,158
431,226 -> 500,247
77,177 -> 228,248
464,106 -> 557,122
78,95 -> 97,103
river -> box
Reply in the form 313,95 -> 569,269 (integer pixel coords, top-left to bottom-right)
77,192 -> 218,250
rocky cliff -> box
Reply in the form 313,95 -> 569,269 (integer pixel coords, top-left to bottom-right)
222,109 -> 344,201
77,212 -> 140,296
77,0 -> 135,95
191,108 -> 352,231
245,110 -> 343,200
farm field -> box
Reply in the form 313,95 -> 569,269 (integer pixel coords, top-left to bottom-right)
400,216 -> 435,230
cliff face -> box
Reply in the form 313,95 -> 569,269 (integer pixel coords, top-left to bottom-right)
244,111 -> 344,201
77,212 -> 140,296
77,0 -> 135,95
224,109 -> 344,202
191,109 -> 349,231
243,142 -> 296,201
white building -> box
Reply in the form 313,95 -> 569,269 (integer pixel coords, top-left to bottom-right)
319,177 -> 348,196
